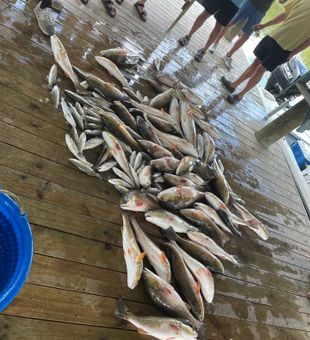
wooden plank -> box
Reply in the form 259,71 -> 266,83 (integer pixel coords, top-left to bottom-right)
29,222 -> 310,298
0,165 -> 121,224
28,254 -> 310,315
0,315 -> 146,340
3,283 -> 310,332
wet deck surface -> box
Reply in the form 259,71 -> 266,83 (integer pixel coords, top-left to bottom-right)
0,0 -> 310,339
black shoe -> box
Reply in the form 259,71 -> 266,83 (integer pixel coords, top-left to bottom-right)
220,76 -> 235,93
226,94 -> 241,104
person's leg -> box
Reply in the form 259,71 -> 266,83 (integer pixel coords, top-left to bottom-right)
223,32 -> 249,69
214,21 -> 232,45
227,32 -> 249,57
230,58 -> 261,89
235,63 -> 265,99
179,10 -> 211,46
194,21 -> 224,61
34,0 -> 55,35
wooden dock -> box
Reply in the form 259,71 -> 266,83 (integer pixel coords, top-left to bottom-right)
0,0 -> 309,338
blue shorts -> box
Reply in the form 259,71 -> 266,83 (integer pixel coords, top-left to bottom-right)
231,0 -> 265,36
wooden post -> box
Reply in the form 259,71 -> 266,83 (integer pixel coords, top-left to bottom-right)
166,0 -> 196,33
255,99 -> 310,147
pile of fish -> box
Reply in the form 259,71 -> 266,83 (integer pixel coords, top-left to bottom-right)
48,34 -> 268,339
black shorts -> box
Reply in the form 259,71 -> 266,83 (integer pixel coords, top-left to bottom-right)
254,36 -> 291,72
202,0 -> 239,26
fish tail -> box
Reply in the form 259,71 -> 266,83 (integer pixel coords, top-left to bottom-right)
162,226 -> 178,241
115,299 -> 130,321
194,319 -> 207,338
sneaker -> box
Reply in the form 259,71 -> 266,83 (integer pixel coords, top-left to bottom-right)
194,48 -> 206,62
223,54 -> 233,69
220,76 -> 235,93
52,0 -> 63,12
209,43 -> 218,54
178,35 -> 190,46
34,2 -> 55,36
226,94 -> 242,104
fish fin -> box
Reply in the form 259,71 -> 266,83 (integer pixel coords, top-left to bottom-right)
162,227 -> 178,241
114,299 -> 130,321
160,251 -> 168,264
135,252 -> 145,263
137,328 -> 149,335
194,281 -> 201,294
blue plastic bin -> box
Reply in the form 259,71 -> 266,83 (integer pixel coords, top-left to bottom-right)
291,142 -> 307,170
0,191 -> 33,312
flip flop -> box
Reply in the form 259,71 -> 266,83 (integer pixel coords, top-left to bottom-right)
134,2 -> 147,21
102,0 -> 117,17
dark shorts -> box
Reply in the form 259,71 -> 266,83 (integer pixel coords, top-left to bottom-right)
254,36 -> 291,72
202,0 -> 239,26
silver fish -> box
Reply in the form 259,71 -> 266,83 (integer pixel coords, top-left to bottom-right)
97,160 -> 117,172
108,178 -> 133,189
176,156 -> 197,176
183,173 -> 206,187
143,268 -> 203,334
77,132 -> 87,152
194,203 -> 232,235
203,133 -> 215,164
73,66 -> 128,101
196,134 -> 204,159
113,101 -> 136,130
179,87 -> 204,106
149,88 -> 175,109
173,242 -> 214,304
155,128 -> 198,158
150,157 -> 180,173
84,138 -> 104,150
61,98 -> 76,128
194,117 -> 220,139
180,100 -> 196,146
139,140 -> 173,159
145,210 -> 198,233
115,299 -> 198,340
131,218 -> 171,282
65,90 -> 92,106
51,84 -> 60,108
129,164 -> 140,188
50,35 -> 80,90
69,158 -> 99,178
115,185 -> 130,194
70,127 -> 79,145
113,167 -> 135,187
102,131 -> 131,177
48,64 -> 58,89
157,186 -> 204,210
143,76 -> 170,93
130,151 -> 137,168
75,102 -> 85,121
139,165 -> 152,188
187,231 -> 238,264
133,152 -> 143,171
69,103 -> 84,130
65,134 -> 85,161
121,214 -> 144,289
95,56 -> 129,87
120,191 -> 160,212
163,174 -> 201,189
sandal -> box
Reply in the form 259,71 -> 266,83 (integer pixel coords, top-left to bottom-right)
102,0 -> 117,17
178,35 -> 190,46
134,1 -> 147,21
194,49 -> 206,62
116,0 -> 125,3
220,76 -> 235,93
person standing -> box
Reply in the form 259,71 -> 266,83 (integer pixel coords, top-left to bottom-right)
34,0 -> 55,35
209,0 -> 276,69
220,0 -> 310,104
178,0 -> 243,61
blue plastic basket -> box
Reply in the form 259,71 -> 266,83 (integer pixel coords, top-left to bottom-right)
0,191 -> 33,312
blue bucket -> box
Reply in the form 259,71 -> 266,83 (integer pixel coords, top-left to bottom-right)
0,191 -> 33,312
